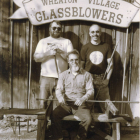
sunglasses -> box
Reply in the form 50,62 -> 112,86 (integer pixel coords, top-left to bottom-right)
52,27 -> 61,31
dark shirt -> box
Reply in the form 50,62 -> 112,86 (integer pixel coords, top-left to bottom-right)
56,68 -> 94,101
80,42 -> 112,74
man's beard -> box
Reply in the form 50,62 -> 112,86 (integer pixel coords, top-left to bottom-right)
71,65 -> 79,72
50,32 -> 61,38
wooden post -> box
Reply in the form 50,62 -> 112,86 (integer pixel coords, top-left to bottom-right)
10,0 -> 13,109
27,24 -> 33,109
112,123 -> 120,140
121,28 -> 129,114
128,24 -> 133,103
27,24 -> 33,132
37,115 -> 46,140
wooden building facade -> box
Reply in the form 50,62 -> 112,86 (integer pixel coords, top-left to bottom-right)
0,0 -> 139,126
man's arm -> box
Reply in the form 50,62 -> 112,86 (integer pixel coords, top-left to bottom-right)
34,40 -> 57,62
57,40 -> 73,61
74,73 -> 94,106
82,73 -> 94,100
34,50 -> 56,62
55,73 -> 66,105
56,49 -> 67,61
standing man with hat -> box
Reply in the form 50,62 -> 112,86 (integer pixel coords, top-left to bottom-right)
34,20 -> 73,109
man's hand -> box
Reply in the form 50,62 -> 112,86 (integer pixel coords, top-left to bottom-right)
58,97 -> 66,106
56,48 -> 64,54
45,49 -> 57,56
101,79 -> 109,87
79,117 -> 87,127
74,98 -> 86,106
56,48 -> 67,60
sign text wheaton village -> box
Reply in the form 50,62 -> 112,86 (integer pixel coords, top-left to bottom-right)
23,0 -> 138,27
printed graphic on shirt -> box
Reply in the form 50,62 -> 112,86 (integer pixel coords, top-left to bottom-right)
45,43 -> 63,52
89,51 -> 103,65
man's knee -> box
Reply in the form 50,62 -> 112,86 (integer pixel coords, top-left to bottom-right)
86,115 -> 92,125
52,107 -> 60,118
81,114 -> 92,125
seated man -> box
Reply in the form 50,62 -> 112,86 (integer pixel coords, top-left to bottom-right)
52,49 -> 94,140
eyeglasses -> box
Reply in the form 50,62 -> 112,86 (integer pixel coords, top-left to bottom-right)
69,59 -> 79,63
90,31 -> 100,34
52,27 -> 61,31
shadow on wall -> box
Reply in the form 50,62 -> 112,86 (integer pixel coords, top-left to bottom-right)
31,59 -> 41,83
101,32 -> 113,45
63,31 -> 83,52
110,50 -> 123,111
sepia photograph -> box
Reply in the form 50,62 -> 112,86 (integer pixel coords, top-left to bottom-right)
0,0 -> 139,140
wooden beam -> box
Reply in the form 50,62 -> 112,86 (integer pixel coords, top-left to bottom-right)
112,114 -> 132,122
0,108 -> 46,115
112,123 -> 120,140
62,114 -> 128,123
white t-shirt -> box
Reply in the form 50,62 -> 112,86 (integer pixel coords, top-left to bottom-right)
35,36 -> 73,78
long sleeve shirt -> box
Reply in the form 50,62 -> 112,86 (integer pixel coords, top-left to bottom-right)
56,68 -> 94,102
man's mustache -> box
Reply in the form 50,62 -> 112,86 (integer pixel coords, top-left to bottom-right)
93,35 -> 99,37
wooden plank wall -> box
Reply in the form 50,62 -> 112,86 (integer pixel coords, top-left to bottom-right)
0,0 -> 139,125
129,23 -> 140,126
0,0 -> 11,108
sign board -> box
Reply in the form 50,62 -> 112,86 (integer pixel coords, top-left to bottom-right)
10,0 -> 139,27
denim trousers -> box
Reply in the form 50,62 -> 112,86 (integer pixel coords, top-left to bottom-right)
39,76 -> 58,109
52,102 -> 92,139
92,74 -> 110,113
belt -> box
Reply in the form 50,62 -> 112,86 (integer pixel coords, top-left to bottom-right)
91,73 -> 104,77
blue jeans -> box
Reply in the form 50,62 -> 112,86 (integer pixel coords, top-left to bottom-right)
52,102 -> 92,139
39,76 -> 58,108
92,74 -> 110,113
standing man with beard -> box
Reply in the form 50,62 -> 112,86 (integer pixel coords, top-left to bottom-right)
34,20 -> 73,109
52,49 -> 94,140
80,24 -> 113,133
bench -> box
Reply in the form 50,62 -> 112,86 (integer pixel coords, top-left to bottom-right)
36,100 -> 132,140
36,112 -> 132,140
0,101 -> 132,140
